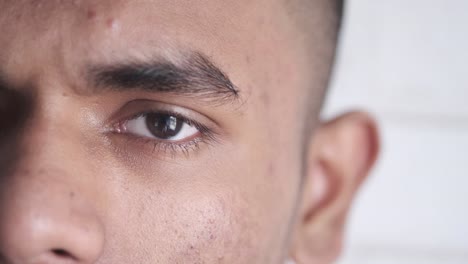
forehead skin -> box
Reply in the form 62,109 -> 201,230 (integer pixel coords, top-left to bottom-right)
0,0 -> 311,92
0,0 -> 328,263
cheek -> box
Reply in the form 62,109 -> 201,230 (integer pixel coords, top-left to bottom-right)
165,194 -> 236,261
93,105 -> 303,264
104,183 -> 260,263
161,190 -> 270,263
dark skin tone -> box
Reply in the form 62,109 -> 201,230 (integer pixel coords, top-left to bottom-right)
0,1 -> 379,263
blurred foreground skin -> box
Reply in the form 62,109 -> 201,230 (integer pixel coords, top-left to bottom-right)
0,1 -> 379,264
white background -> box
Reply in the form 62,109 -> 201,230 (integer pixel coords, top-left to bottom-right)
322,0 -> 468,263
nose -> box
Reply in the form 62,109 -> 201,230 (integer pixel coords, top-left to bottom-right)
0,179 -> 105,264
0,127 -> 105,263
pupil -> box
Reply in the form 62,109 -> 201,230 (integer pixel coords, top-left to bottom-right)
145,113 -> 183,139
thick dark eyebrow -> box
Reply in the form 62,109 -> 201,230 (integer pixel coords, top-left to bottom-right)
89,52 -> 240,104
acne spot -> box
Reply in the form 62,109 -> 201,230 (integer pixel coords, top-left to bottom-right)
87,9 -> 96,20
259,91 -> 270,108
15,13 -> 22,21
69,191 -> 75,198
268,163 -> 274,176
106,18 -> 120,33
245,55 -> 251,65
72,0 -> 82,6
34,1 -> 43,8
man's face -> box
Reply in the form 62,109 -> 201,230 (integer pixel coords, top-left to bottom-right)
0,1 -> 315,263
0,1 -> 379,264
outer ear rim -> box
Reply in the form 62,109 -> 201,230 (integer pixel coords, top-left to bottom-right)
291,111 -> 380,264
317,111 -> 380,179
312,111 -> 380,219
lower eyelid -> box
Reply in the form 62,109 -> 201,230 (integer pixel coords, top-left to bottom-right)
110,131 -> 206,159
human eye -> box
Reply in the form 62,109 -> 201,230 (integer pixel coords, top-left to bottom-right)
121,111 -> 201,142
109,101 -> 217,157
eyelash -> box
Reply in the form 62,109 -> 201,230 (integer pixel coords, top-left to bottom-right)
113,110 -> 216,157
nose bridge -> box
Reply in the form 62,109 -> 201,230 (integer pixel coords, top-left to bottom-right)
0,112 -> 104,263
8,86 -> 91,180
17,112 -> 80,173
6,107 -> 87,195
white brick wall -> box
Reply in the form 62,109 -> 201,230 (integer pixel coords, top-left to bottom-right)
322,0 -> 468,263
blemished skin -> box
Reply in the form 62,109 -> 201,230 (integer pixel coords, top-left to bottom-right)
0,1 -> 379,264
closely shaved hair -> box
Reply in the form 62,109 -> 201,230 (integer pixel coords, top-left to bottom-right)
284,0 -> 345,138
285,0 -> 344,57
285,0 -> 344,94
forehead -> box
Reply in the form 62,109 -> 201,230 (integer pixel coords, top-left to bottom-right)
0,0 -> 302,85
3,0 -> 262,46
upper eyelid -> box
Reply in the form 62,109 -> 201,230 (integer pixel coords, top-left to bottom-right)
106,99 -> 221,134
129,110 -> 193,123
123,111 -> 203,132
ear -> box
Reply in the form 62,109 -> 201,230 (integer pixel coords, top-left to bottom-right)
290,111 -> 380,264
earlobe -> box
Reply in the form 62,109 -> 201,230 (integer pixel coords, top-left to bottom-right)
290,111 -> 379,264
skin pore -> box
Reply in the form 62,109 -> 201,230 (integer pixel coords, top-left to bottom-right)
0,1 -> 378,264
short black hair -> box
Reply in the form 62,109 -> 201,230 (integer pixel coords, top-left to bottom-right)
286,0 -> 345,35
335,0 -> 345,26
284,0 -> 345,136
287,0 -> 345,92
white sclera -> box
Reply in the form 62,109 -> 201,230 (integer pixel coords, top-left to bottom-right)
125,115 -> 199,141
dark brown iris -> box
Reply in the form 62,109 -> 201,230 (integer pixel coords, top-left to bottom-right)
145,113 -> 183,139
